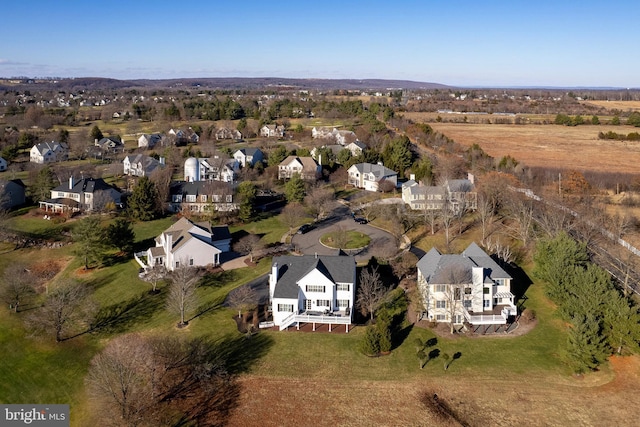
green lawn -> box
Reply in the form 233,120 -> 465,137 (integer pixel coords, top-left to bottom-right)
320,230 -> 371,249
0,211 -> 574,426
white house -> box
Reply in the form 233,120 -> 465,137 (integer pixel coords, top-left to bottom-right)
184,157 -> 239,183
311,127 -> 357,145
260,124 -> 285,138
347,162 -> 398,192
0,156 -> 7,172
39,176 -> 121,213
30,141 -> 68,164
416,242 -> 517,327
168,181 -> 237,214
143,217 -> 230,271
233,147 -> 264,167
137,133 -> 163,148
123,154 -> 164,177
269,254 -> 356,331
215,128 -> 242,141
278,156 -> 321,180
402,177 -> 477,213
345,140 -> 367,156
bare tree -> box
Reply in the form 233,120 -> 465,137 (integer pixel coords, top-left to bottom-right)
144,265 -> 166,294
281,202 -> 308,232
233,234 -> 263,263
28,279 -> 94,342
1,263 -> 35,313
440,203 -> 454,249
226,285 -> 257,322
505,193 -> 535,246
86,333 -> 156,426
150,166 -> 173,214
166,263 -> 201,327
304,185 -> 336,220
356,266 -> 386,322
422,204 -> 439,235
441,265 -> 472,334
476,192 -> 495,243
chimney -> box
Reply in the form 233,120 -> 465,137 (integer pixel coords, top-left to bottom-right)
467,173 -> 475,185
69,176 -> 74,189
410,173 -> 416,181
159,157 -> 165,165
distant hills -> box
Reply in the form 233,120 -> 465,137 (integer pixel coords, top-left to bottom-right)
0,77 -> 452,91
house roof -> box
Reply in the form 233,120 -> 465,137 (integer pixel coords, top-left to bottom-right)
447,179 -> 474,192
272,254 -> 355,299
32,141 -> 65,155
417,242 -> 511,284
235,147 -> 262,157
160,217 -> 222,254
52,177 -> 119,194
124,154 -> 162,173
211,225 -> 231,242
170,180 -> 233,197
350,163 -> 397,180
279,156 -> 319,172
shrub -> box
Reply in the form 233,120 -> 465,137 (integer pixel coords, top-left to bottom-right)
360,325 -> 381,356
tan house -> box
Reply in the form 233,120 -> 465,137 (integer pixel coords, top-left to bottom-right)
278,156 -> 321,180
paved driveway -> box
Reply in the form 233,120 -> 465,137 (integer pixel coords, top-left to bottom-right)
291,205 -> 399,263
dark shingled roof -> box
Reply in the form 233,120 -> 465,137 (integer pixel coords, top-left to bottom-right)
272,254 -> 355,299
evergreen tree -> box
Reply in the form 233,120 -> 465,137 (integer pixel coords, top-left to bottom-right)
90,125 -> 103,142
73,215 -> 107,270
603,293 -> 640,355
29,165 -> 57,203
268,145 -> 289,167
284,173 -> 306,203
567,314 -> 609,374
106,218 -> 135,255
128,177 -> 159,221
360,325 -> 381,356
533,232 -> 589,305
236,181 -> 256,223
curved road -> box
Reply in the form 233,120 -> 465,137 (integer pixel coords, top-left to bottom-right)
291,205 -> 399,263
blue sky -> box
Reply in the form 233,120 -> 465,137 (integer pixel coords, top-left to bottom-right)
2,1 -> 638,87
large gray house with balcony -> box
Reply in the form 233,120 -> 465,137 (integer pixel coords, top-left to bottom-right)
416,242 -> 516,328
269,254 -> 356,332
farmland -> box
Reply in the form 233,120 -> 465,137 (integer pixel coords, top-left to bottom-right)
402,112 -> 640,174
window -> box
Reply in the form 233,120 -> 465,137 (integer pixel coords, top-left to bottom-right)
189,258 -> 194,266
306,285 -> 325,293
175,261 -> 179,268
454,288 -> 461,300
336,283 -> 350,292
186,195 -> 196,202
464,300 -> 472,308
435,284 -> 446,293
277,304 -> 294,312
305,299 -> 312,310
495,279 -> 505,286
483,287 -> 490,294
464,287 -> 472,295
155,257 -> 163,265
337,299 -> 349,308
57,192 -> 65,197
436,300 -> 446,309
200,195 -> 207,202
172,195 -> 182,202
436,314 -> 446,321
483,299 -> 491,308
316,299 -> 330,307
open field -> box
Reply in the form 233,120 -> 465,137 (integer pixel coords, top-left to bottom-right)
582,100 -> 640,111
421,120 -> 640,174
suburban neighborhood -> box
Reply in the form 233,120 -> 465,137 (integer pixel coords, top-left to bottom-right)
1,76 -> 640,426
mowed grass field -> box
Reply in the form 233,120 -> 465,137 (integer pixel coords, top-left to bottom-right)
402,112 -> 640,174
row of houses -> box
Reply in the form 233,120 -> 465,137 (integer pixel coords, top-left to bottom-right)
266,240 -> 515,332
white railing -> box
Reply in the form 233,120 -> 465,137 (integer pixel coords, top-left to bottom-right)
279,312 -> 297,331
134,251 -> 148,269
293,313 -> 351,325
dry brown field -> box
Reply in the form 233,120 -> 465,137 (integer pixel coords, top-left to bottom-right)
582,100 -> 640,111
404,113 -> 640,174
227,355 -> 640,427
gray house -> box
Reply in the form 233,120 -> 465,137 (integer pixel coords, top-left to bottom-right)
0,179 -> 26,209
417,242 -> 516,327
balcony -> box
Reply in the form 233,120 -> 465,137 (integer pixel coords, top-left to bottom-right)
464,304 -> 517,325
280,309 -> 352,332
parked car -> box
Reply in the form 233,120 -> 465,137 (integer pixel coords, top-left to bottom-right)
297,223 -> 314,234
354,217 -> 368,224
